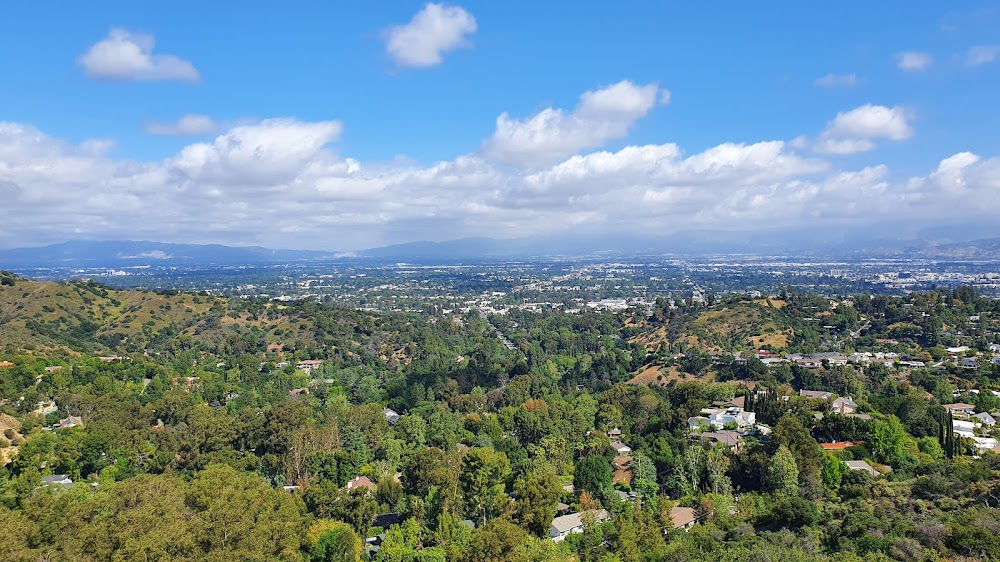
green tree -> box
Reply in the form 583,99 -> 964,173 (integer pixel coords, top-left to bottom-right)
767,445 -> 799,497
574,455 -> 613,505
310,520 -> 362,562
870,414 -> 910,466
459,518 -> 533,562
460,447 -> 511,524
513,465 -> 561,537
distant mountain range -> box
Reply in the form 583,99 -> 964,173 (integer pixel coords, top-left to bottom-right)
3,233 -> 1000,269
0,240 -> 340,268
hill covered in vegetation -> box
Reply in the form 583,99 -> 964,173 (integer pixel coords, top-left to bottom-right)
2,275 -> 1000,561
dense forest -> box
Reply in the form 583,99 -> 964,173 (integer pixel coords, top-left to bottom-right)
2,272 -> 1000,561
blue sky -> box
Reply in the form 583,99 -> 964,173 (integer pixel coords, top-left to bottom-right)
1,2 -> 999,250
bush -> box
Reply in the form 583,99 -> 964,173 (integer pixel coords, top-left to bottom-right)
769,496 -> 820,528
0,438 -> 8,448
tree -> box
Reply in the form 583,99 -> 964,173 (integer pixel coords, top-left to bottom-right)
767,445 -> 799,497
820,452 -> 845,491
870,414 -> 909,466
460,447 -> 511,524
771,416 -> 823,496
309,520 -> 362,562
459,518 -> 533,562
513,465 -> 560,537
574,455 -> 613,505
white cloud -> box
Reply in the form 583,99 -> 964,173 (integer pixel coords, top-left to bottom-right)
145,114 -> 217,136
1,98 -> 998,251
814,73 -> 858,88
78,28 -> 199,82
482,80 -> 662,167
824,104 -> 913,140
814,104 -> 913,154
896,51 -> 932,72
966,45 -> 1000,67
385,3 -> 477,68
813,138 -> 876,155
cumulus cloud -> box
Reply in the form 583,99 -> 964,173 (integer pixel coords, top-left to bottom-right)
815,73 -> 858,88
483,80 -> 662,167
966,45 -> 1000,67
896,51 -> 932,72
78,28 -> 199,82
0,91 -> 997,250
814,104 -> 913,154
385,3 -> 477,68
145,114 -> 217,136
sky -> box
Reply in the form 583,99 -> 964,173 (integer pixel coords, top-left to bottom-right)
1,1 -> 999,251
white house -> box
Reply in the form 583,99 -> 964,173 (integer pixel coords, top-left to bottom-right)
550,510 -> 610,542
973,412 -> 996,427
383,407 -> 401,425
705,407 -> 755,430
610,441 -> 632,455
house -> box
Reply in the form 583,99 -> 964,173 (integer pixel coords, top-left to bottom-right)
830,396 -> 859,415
844,460 -> 878,476
702,407 -> 756,430
607,427 -> 623,439
0,361 -> 14,368
44,366 -> 63,373
819,441 -> 864,451
33,400 -> 58,416
296,360 -> 324,373
289,388 -> 309,398
610,441 -> 632,455
615,490 -> 639,501
691,430 -> 742,451
962,357 -> 979,370
383,407 -> 401,425
799,390 -> 833,400
345,476 -> 376,492
669,506 -> 698,531
974,412 -> 997,426
58,416 -> 83,429
944,403 -> 977,417
281,485 -> 301,493
549,509 -> 610,542
41,474 -> 73,489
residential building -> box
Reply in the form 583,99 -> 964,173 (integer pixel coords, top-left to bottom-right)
41,474 -> 73,489
58,416 -> 83,429
550,510 -> 610,542
691,430 -> 742,451
944,403 -> 977,417
819,441 -> 864,451
384,407 -> 401,425
296,360 -> 324,373
830,396 -> 859,415
799,390 -> 833,400
610,441 -> 632,455
345,476 -> 375,492
844,460 -> 878,476
669,506 -> 698,531
701,407 -> 756,430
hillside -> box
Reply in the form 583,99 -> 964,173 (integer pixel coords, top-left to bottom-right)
0,272 -> 377,358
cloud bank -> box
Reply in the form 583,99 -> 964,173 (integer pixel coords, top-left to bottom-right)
0,83 -> 995,250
